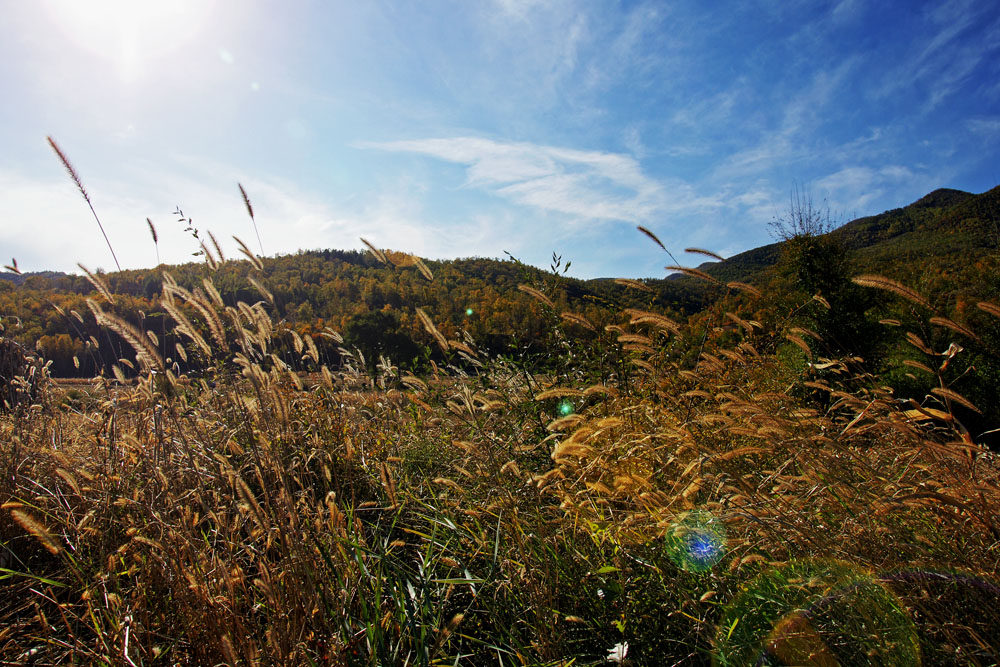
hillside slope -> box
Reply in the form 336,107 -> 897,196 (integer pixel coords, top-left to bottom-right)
696,185 -> 999,284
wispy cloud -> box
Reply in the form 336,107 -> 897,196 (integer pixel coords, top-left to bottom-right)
924,46 -> 988,110
623,125 -> 646,158
966,117 -> 1000,139
491,0 -> 546,19
814,165 -> 917,213
714,59 -> 858,179
581,2 -> 671,91
729,185 -> 782,226
874,0 -> 999,111
830,0 -> 863,25
662,78 -> 755,159
1,151 -> 554,274
360,137 -> 670,223
924,0 -> 982,55
474,0 -> 591,114
0,170 -> 109,272
126,154 -> 519,266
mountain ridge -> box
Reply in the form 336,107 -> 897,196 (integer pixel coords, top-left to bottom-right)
691,185 -> 999,285
3,186 -> 998,317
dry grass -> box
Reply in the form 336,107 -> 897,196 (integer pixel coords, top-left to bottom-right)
1,217 -> 999,665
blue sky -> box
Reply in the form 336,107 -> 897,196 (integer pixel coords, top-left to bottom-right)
2,0 -> 999,278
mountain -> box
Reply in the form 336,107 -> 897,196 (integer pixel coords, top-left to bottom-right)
696,185 -> 1000,285
3,185 -> 998,371
5,185 -> 997,306
0,270 -> 68,286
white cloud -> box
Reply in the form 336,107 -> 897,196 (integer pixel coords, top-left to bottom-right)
582,2 -> 670,90
925,0 -> 980,53
830,0 -> 862,25
0,170 -> 111,273
360,136 -> 671,223
714,59 -> 857,179
135,154 -> 512,265
733,187 -> 773,208
879,165 -> 915,181
476,0 -> 590,111
815,166 -> 878,201
355,136 -> 736,276
0,151 -> 563,276
813,164 -> 916,213
669,83 -> 746,130
924,48 -> 984,110
623,125 -> 646,158
873,0 -> 998,111
966,117 -> 1000,138
492,0 -> 546,19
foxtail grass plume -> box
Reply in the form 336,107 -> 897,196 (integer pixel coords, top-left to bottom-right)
47,136 -> 121,272
238,182 -> 264,256
637,224 -> 680,265
685,247 -> 725,261
147,217 -> 160,265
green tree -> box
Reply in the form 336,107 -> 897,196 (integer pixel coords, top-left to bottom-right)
771,187 -> 882,359
343,310 -> 424,374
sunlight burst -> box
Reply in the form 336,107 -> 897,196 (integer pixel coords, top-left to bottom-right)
42,0 -> 212,83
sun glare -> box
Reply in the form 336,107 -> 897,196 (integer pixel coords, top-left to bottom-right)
42,0 -> 213,83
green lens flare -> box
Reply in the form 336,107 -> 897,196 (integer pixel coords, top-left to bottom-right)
714,560 -> 919,667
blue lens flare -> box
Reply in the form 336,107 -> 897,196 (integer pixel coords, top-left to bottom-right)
687,530 -> 724,565
666,510 -> 727,573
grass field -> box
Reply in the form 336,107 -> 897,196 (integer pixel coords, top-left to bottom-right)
3,249 -> 1000,666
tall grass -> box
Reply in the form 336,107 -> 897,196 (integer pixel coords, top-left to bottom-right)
1,184 -> 999,665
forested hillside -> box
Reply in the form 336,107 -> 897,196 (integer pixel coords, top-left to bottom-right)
697,185 -> 1000,286
0,249 -> 702,379
2,185 -> 1000,441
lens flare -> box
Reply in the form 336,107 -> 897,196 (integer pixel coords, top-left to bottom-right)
714,560 -> 919,667
665,509 -> 726,573
465,307 -> 474,316
876,568 -> 1000,665
558,400 -> 574,416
